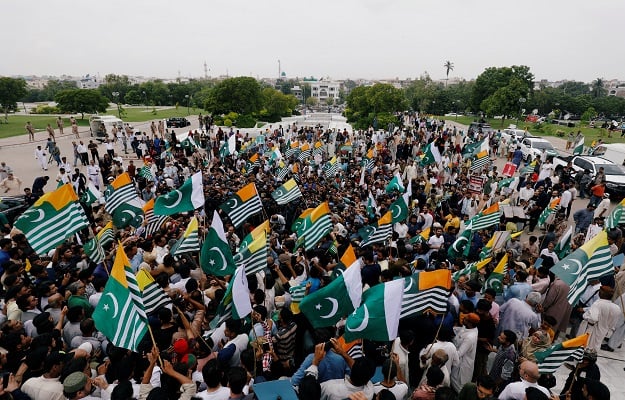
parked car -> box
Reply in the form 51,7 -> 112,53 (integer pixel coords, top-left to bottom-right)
0,196 -> 30,225
166,118 -> 191,128
553,155 -> 625,199
500,128 -> 535,143
468,122 -> 494,136
519,137 -> 559,161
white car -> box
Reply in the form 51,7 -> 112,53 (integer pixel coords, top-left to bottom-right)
500,128 -> 534,143
519,137 -> 559,161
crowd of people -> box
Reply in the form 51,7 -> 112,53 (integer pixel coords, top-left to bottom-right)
0,114 -> 620,400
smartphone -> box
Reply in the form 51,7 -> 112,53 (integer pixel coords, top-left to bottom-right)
262,342 -> 271,352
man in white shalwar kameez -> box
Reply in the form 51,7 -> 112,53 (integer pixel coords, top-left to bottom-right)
451,313 -> 479,392
581,286 -> 621,351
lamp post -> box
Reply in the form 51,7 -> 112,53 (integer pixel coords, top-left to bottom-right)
142,91 -> 147,110
518,97 -> 526,124
112,91 -> 120,118
185,95 -> 190,115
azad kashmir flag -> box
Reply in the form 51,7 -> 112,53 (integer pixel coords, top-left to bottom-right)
242,153 -> 260,175
235,221 -> 269,276
154,171 -> 204,216
470,150 -> 491,171
298,143 -> 312,162
299,257 -> 363,328
606,198 -> 625,230
538,197 -> 560,226
284,140 -> 300,158
420,142 -> 442,166
138,199 -> 169,237
104,173 -> 144,228
344,279 -> 404,342
330,243 -> 358,279
572,136 -> 585,156
554,226 -> 573,259
452,257 -> 492,282
359,211 -> 393,248
324,156 -> 339,179
170,217 -> 200,255
276,160 -> 290,181
472,203 -> 501,230
136,268 -> 172,315
551,230 -> 613,305
390,193 -> 410,224
220,183 -> 263,229
385,173 -> 405,193
92,245 -> 148,352
138,164 -> 153,181
83,221 -> 115,264
401,269 -> 452,319
271,178 -> 302,205
296,202 -> 333,251
14,184 -> 89,256
536,333 -> 589,374
410,227 -> 430,246
200,210 -> 236,276
462,139 -> 488,159
483,253 -> 508,293
81,182 -> 102,205
211,265 -> 252,328
362,148 -> 376,171
478,233 -> 496,260
313,141 -> 324,157
292,208 -> 314,236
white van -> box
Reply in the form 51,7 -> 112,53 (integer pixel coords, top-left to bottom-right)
590,143 -> 625,166
89,116 -> 126,142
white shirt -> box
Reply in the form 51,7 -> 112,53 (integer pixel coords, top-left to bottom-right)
560,189 -> 572,208
498,379 -> 549,400
195,386 -> 230,400
519,187 -> 534,202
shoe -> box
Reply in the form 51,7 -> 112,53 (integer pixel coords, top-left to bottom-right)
601,344 -> 614,352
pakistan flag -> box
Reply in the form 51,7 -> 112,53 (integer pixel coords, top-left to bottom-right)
200,211 -> 236,276
299,259 -> 362,328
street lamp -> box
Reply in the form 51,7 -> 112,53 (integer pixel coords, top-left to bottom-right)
185,95 -> 190,115
112,91 -> 120,118
142,91 -> 147,110
518,97 -> 526,124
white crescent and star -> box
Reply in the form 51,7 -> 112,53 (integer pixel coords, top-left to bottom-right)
346,305 -> 369,332
105,293 -> 119,318
208,247 -> 229,270
392,205 -> 403,218
453,237 -> 468,252
225,198 -> 240,209
31,209 -> 45,223
561,259 -> 582,275
164,191 -> 183,209
319,297 -> 339,319
404,277 -> 414,293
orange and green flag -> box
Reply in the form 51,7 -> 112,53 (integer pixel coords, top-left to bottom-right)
220,183 -> 263,228
536,333 -> 589,374
296,202 -> 333,251
359,211 -> 393,247
14,184 -> 89,256
401,269 -> 452,318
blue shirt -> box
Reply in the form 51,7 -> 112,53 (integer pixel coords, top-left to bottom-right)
504,282 -> 532,302
291,350 -> 350,385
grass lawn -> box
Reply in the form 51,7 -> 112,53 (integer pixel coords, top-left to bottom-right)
0,106 -> 200,139
442,115 -> 625,145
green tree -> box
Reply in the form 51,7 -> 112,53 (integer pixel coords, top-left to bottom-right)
260,88 -> 298,121
206,77 -> 262,115
471,65 -> 533,112
591,78 -> 607,98
0,77 -> 27,123
345,83 -> 406,129
124,89 -> 143,105
444,60 -> 454,87
305,96 -> 319,107
480,77 -> 529,126
99,74 -> 132,103
55,89 -> 109,119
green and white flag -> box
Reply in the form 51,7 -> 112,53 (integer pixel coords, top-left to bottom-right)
211,265 -> 252,328
235,227 -> 268,276
462,139 -> 488,159
385,173 -> 405,194
401,270 -> 451,318
367,191 -> 377,219
606,198 -> 625,230
498,177 -> 516,189
14,184 -> 90,256
136,269 -> 172,315
295,202 -> 333,251
104,173 -> 137,215
276,161 -> 290,181
551,231 -> 613,305
538,198 -> 560,226
92,246 -> 148,352
483,254 -> 508,294
299,259 -> 362,328
472,203 -> 501,231
83,236 -> 106,264
154,171 -> 205,216
200,211 -> 236,276
452,257 -> 491,282
138,165 -> 153,181
535,333 -> 588,374
219,183 -> 263,229
420,142 -> 442,166
81,182 -> 102,205
271,178 -> 302,205
390,193 -> 409,224
572,136 -> 584,156
470,150 -> 491,171
554,226 -> 573,259
324,156 -> 339,179
344,279 -> 403,342
447,221 -> 473,259
359,212 -> 393,248
170,217 -> 200,255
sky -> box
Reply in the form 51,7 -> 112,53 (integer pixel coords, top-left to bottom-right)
2,0 -> 623,83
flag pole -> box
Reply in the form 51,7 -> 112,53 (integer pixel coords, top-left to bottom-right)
146,325 -> 163,365
172,305 -> 213,352
424,312 -> 447,358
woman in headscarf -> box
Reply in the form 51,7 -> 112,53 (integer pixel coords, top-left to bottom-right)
518,329 -> 552,362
